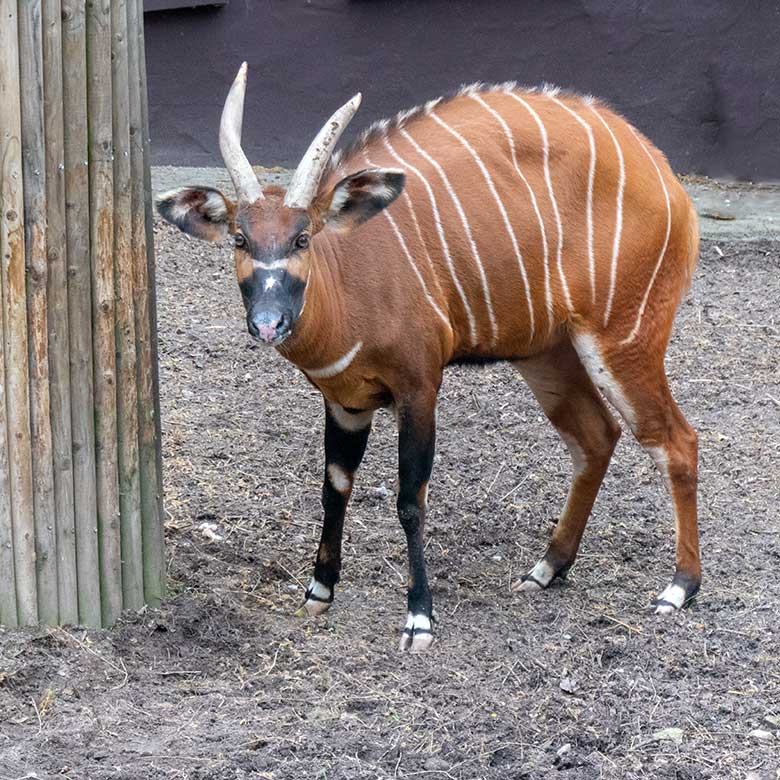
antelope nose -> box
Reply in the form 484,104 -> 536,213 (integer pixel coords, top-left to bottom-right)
247,311 -> 290,343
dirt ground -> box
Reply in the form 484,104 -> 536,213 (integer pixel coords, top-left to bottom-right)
1,227 -> 778,780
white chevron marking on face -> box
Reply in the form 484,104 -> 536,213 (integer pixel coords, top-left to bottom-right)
621,126 -> 672,345
384,136 -> 478,346
430,109 -> 535,341
588,104 -> 625,327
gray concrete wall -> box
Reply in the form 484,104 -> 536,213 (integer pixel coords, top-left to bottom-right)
144,1 -> 780,181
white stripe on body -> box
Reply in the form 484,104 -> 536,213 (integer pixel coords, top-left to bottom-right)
550,96 -> 597,305
399,128 -> 499,346
384,137 -> 478,346
507,93 -> 573,314
587,105 -> 625,326
430,110 -> 535,341
305,341 -> 363,379
363,153 -> 452,333
472,94 -> 552,335
621,127 -> 672,345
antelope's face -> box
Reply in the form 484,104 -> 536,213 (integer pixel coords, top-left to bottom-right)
231,194 -> 312,345
157,63 -> 403,346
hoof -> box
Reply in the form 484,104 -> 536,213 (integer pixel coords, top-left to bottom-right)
512,558 -> 569,593
398,613 -> 434,653
295,578 -> 333,618
653,575 -> 700,615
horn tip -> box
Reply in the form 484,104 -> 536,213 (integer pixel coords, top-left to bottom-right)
352,93 -> 362,109
238,61 -> 248,80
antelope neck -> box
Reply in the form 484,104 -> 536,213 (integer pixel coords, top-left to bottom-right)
278,232 -> 354,375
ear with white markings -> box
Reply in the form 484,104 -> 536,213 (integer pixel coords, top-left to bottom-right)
317,168 -> 405,232
155,187 -> 236,242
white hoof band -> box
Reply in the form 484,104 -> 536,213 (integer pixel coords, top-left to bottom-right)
399,612 -> 434,652
296,577 -> 333,618
654,582 -> 686,615
512,559 -> 555,593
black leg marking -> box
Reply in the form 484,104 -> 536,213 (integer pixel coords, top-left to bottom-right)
396,391 -> 438,652
298,402 -> 371,618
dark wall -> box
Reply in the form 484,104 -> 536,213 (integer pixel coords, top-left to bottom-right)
144,0 -> 780,181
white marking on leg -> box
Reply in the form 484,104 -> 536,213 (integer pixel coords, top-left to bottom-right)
472,94 -> 551,334
298,576 -> 333,616
560,431 -> 587,479
430,110 -> 535,340
363,154 -> 451,332
587,105 -> 625,326
621,127 -> 672,345
304,342 -> 362,379
571,332 -> 636,429
327,463 -> 352,494
515,558 -> 555,592
550,96 -> 597,305
399,611 -> 434,651
655,582 -> 686,614
384,137 -> 478,346
404,611 -> 431,632
507,93 -> 573,314
400,128 -> 499,345
307,577 -> 331,601
328,402 -> 374,433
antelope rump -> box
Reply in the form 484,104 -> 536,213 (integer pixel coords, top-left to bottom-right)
157,63 -> 701,652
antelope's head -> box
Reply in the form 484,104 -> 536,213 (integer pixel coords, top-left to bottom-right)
157,63 -> 404,346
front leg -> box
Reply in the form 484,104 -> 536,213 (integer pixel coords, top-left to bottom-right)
297,402 -> 372,617
396,389 -> 438,653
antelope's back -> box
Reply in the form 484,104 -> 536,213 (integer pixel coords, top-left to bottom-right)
323,84 -> 696,356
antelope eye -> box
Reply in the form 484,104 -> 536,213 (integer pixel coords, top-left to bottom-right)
294,233 -> 310,250
233,233 -> 246,248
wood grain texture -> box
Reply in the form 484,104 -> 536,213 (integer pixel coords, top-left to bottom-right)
0,0 -> 38,626
111,0 -> 144,611
86,0 -> 122,627
43,0 -> 79,625
128,0 -> 165,605
62,0 -> 102,628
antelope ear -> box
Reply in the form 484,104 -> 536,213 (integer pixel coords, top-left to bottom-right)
316,168 -> 405,232
156,187 -> 236,242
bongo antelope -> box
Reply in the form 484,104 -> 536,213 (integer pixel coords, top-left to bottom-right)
158,64 -> 701,652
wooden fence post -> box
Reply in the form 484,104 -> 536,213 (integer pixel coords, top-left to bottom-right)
0,0 -> 165,628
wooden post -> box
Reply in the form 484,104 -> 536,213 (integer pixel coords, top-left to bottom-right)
19,0 -> 60,627
1,0 -> 164,628
43,0 -> 79,626
0,0 -> 38,627
62,0 -> 102,628
128,0 -> 165,605
86,0 -> 123,628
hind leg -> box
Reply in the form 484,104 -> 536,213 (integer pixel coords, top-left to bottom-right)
572,332 -> 701,613
512,339 -> 622,592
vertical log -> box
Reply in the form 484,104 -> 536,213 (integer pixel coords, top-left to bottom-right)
0,0 -> 38,626
19,0 -> 60,626
86,0 -> 122,626
111,0 -> 144,611
127,0 -> 165,605
62,0 -> 101,628
0,303 -> 18,626
43,0 -> 79,624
